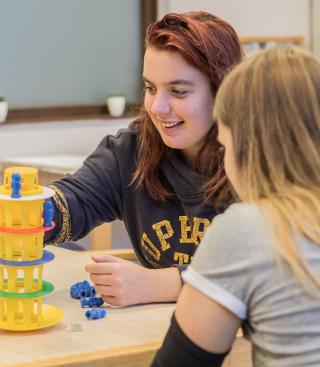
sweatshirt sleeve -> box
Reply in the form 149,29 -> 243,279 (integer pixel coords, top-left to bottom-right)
45,133 -> 125,245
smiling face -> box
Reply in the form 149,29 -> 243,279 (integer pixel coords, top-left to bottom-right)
143,47 -> 215,165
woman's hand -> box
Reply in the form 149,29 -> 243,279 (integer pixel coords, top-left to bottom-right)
85,255 -> 182,307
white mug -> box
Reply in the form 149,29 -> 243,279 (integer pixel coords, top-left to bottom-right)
106,96 -> 126,117
0,101 -> 8,123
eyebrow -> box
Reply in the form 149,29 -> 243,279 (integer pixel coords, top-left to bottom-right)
143,77 -> 196,86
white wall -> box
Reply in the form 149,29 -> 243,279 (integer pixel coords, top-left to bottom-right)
158,0 -> 310,48
313,0 -> 320,59
0,118 -> 131,157
1,1 -> 141,107
0,118 -> 133,250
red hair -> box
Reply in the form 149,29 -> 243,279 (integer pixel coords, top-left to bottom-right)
132,11 -> 242,203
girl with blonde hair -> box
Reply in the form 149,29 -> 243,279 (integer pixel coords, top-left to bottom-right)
152,46 -> 320,366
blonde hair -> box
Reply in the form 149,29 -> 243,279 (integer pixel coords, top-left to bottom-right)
214,46 -> 320,293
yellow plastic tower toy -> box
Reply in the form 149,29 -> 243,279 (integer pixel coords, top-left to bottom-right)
0,167 -> 64,331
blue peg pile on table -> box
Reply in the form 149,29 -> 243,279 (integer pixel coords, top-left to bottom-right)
85,308 -> 107,320
81,297 -> 104,308
70,280 -> 106,320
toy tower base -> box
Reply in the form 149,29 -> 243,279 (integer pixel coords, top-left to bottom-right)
0,167 -> 64,331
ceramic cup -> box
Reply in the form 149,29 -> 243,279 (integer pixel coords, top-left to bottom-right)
106,96 -> 126,117
0,101 -> 8,123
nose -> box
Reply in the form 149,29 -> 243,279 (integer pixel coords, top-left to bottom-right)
150,91 -> 171,116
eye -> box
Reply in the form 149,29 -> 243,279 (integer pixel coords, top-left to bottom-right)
144,84 -> 156,95
170,89 -> 189,98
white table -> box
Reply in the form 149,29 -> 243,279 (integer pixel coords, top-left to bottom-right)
1,246 -> 252,367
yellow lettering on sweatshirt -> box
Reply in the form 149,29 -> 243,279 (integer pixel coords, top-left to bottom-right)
152,220 -> 173,251
179,216 -> 194,243
174,252 -> 190,264
192,217 -> 210,245
141,233 -> 160,261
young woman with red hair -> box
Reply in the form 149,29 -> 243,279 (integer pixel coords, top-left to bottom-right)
46,11 -> 242,306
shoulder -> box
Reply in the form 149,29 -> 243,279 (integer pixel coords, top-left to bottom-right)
210,202 -> 267,234
102,125 -> 140,149
81,125 -> 141,175
91,125 -> 141,162
198,202 -> 273,259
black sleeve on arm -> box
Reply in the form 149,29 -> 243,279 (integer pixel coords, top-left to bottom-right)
150,313 -> 229,367
44,134 -> 124,245
44,188 -> 69,245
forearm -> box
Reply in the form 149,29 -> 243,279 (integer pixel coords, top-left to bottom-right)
143,267 -> 183,303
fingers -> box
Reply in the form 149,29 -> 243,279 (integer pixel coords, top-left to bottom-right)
91,254 -> 125,263
89,273 -> 123,302
94,284 -> 115,297
85,254 -> 129,274
101,295 -> 125,307
85,255 -> 127,274
94,285 -> 126,306
89,273 -> 119,287
85,262 -> 116,274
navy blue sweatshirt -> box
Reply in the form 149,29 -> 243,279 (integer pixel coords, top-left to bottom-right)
46,127 -> 224,269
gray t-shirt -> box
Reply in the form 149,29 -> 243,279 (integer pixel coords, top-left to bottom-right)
182,203 -> 320,366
